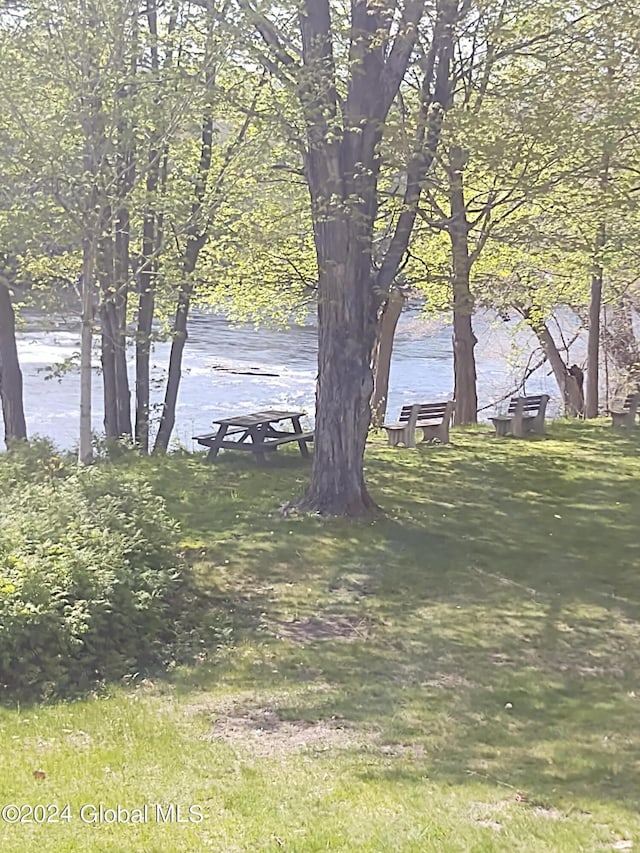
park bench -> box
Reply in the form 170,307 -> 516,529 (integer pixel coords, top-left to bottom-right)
609,392 -> 640,428
383,400 -> 455,448
490,394 -> 549,438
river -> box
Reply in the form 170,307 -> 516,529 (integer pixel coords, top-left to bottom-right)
14,308 -> 575,451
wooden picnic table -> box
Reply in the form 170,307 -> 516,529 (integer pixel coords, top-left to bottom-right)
193,409 -> 314,463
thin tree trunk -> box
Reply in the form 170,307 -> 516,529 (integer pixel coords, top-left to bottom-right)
113,204 -> 132,438
601,295 -> 640,397
135,146 -> 168,451
79,239 -> 95,465
98,229 -> 118,438
586,138 -> 610,418
371,285 -> 405,427
135,1 -> 174,452
153,106 -> 214,454
586,221 -> 605,418
101,301 -> 119,438
447,146 -> 477,424
0,281 -> 27,445
153,52 -> 258,453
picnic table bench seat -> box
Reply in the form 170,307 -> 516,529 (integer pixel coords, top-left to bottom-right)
491,394 -> 549,438
383,400 -> 455,448
193,430 -> 314,451
609,393 -> 640,428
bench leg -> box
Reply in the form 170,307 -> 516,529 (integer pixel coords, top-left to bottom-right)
491,418 -> 511,437
511,415 -> 525,438
385,430 -> 401,447
291,416 -> 310,457
612,412 -> 632,427
204,424 -> 228,461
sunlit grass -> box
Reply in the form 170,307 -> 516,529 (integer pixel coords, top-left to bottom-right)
1,420 -> 639,851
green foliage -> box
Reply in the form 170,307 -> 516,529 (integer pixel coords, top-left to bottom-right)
0,453 -> 194,700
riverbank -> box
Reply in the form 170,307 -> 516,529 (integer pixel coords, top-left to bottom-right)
1,421 -> 638,851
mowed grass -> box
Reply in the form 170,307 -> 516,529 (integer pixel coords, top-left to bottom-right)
1,421 -> 640,851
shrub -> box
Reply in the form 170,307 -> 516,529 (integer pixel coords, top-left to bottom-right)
0,437 -> 71,489
0,462 -> 193,700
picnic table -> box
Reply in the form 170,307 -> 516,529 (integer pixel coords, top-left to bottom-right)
193,409 -> 314,463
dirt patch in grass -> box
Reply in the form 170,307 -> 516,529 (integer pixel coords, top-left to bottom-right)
206,703 -> 380,758
272,614 -> 375,643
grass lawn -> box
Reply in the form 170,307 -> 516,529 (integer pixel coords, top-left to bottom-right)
1,421 -> 639,852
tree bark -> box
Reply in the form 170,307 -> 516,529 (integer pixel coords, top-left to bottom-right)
371,285 -> 405,427
297,215 -> 379,515
98,229 -> 118,438
447,146 -> 477,424
0,281 -> 27,446
112,204 -> 132,438
153,104 -> 215,454
135,2 -> 174,452
585,220 -> 604,418
602,296 -> 640,397
249,0 -> 455,514
79,239 -> 95,465
523,312 -> 584,416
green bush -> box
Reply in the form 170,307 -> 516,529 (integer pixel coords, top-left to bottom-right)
0,437 -> 71,489
0,460 -> 193,700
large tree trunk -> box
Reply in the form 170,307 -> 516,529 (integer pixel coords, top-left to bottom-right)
297,217 -> 378,515
0,281 -> 27,446
294,0 -> 454,515
447,146 -> 477,424
371,285 -> 405,428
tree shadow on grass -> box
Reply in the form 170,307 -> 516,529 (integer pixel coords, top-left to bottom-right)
159,423 -> 640,811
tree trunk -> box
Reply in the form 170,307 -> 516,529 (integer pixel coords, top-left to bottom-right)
524,313 -> 584,416
297,218 -> 378,516
135,146 -> 166,451
112,205 -> 132,438
134,1 -> 171,452
98,230 -> 118,438
153,53 -> 255,453
447,146 -> 477,424
153,105 -> 214,454
0,281 -> 27,446
152,245 -> 200,454
79,239 -> 95,465
101,300 -> 119,438
586,140 -> 610,418
585,221 -> 604,418
602,295 -> 640,397
371,285 -> 405,427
